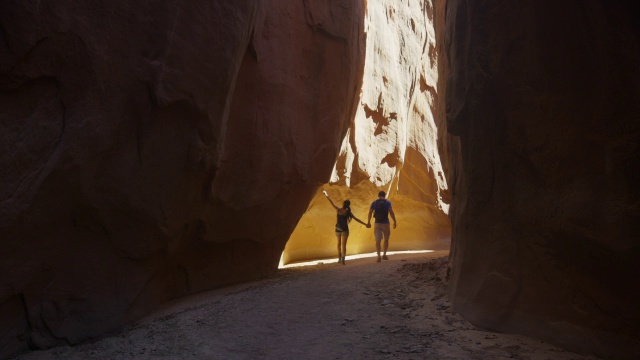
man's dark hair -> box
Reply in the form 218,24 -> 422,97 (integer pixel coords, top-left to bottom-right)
378,191 -> 386,198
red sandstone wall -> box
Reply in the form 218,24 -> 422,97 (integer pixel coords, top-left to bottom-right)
0,1 -> 365,357
442,0 -> 640,358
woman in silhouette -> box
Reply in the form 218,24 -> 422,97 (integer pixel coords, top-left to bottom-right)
322,190 -> 370,265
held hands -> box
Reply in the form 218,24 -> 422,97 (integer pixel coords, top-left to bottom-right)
366,222 -> 371,228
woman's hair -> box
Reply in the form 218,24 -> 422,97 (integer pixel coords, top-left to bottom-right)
343,200 -> 352,222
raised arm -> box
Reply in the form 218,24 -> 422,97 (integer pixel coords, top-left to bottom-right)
322,190 -> 339,211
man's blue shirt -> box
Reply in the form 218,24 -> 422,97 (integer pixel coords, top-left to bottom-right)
370,199 -> 392,224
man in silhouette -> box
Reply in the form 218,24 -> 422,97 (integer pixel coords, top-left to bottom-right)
367,190 -> 397,262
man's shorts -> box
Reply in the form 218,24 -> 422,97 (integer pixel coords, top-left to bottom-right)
374,223 -> 391,241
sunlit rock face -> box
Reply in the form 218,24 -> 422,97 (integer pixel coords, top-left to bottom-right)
443,0 -> 640,358
0,1 -> 364,357
283,0 -> 451,264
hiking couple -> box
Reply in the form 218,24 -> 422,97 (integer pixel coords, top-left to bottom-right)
322,190 -> 397,265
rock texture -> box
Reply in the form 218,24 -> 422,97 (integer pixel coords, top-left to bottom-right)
283,0 -> 451,264
443,0 -> 640,358
0,1 -> 364,357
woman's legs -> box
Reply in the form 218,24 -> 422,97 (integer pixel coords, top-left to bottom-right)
340,233 -> 349,264
336,234 -> 342,262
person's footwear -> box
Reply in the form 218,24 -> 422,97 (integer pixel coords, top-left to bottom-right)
382,255 -> 389,260
377,256 -> 381,263
342,259 -> 346,265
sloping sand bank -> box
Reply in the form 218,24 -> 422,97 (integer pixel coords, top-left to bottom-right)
15,251 -> 598,359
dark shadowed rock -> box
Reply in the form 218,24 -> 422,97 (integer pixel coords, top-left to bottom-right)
443,0 -> 640,358
0,1 -> 365,357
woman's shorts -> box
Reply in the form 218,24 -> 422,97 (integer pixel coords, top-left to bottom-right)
374,223 -> 391,241
335,231 -> 349,237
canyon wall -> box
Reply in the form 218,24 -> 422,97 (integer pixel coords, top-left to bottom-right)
283,0 -> 451,264
0,1 -> 365,357
443,0 -> 640,358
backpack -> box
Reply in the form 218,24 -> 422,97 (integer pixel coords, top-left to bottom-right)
373,199 -> 389,221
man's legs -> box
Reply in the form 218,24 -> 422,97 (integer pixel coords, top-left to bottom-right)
374,224 -> 383,262
382,224 -> 390,260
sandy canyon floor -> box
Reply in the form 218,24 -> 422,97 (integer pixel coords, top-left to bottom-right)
14,251 -> 599,360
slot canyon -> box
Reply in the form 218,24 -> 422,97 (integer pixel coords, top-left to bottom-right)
0,0 -> 638,359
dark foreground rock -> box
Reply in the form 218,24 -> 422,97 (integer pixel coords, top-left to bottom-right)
442,1 -> 640,358
0,1 -> 364,357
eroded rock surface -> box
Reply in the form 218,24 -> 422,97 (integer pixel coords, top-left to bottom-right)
0,1 -> 364,357
443,1 -> 640,358
284,0 -> 451,264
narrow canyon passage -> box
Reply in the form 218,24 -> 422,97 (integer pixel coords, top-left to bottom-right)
1,0 -> 638,358
14,253 -> 597,360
